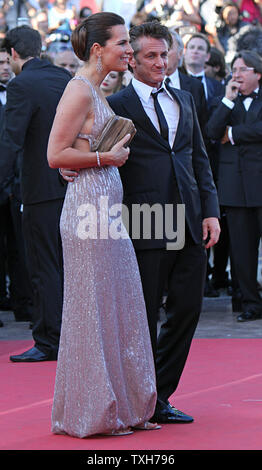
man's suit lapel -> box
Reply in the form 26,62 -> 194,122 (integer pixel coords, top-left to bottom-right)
178,72 -> 191,92
165,85 -> 184,150
245,87 -> 262,123
121,84 -> 170,149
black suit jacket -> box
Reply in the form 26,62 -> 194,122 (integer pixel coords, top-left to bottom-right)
178,71 -> 207,134
0,105 -> 12,205
206,88 -> 262,207
205,75 -> 224,107
2,58 -> 71,205
108,83 -> 219,250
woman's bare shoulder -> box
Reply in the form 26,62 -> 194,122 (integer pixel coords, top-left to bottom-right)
57,77 -> 93,112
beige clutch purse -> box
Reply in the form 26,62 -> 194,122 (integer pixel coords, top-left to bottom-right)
93,115 -> 136,152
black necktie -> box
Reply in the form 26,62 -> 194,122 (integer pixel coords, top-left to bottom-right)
0,85 -> 6,92
239,91 -> 258,101
151,88 -> 169,141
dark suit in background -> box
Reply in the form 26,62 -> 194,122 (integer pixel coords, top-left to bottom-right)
179,71 -> 208,135
0,104 -> 32,321
3,58 -> 71,359
108,81 -> 220,415
206,87 -> 262,320
187,72 -> 231,295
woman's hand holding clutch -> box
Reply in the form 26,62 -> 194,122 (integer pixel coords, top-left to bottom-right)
59,134 -> 130,181
103,134 -> 130,167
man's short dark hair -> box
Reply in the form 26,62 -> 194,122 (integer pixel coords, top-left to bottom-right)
129,20 -> 173,56
3,25 -> 42,59
185,33 -> 211,53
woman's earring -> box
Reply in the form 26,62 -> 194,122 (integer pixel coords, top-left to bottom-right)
96,56 -> 103,73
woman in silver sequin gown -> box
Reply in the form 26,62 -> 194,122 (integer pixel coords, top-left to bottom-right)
47,13 -> 157,438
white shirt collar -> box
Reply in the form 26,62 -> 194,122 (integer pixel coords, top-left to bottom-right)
132,77 -> 173,102
166,69 -> 180,88
132,77 -> 159,103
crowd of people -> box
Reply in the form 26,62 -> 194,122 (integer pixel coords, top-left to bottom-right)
1,0 -> 262,324
0,1 -> 262,437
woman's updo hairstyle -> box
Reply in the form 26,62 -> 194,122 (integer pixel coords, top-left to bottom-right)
71,12 -> 125,61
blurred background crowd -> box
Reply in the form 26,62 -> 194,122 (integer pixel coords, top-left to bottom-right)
1,0 -> 262,71
1,0 -> 262,326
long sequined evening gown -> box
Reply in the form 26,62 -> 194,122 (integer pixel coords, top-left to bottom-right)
51,77 -> 157,438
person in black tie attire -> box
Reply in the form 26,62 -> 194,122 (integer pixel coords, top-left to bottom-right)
0,46 -> 14,316
184,33 -> 224,107
1,26 -> 71,361
184,32 -> 227,297
108,21 -> 220,424
61,20 -> 221,423
206,50 -> 262,322
0,45 -> 33,324
165,29 -> 207,139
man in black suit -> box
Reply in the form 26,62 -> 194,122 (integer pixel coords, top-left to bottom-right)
0,45 -> 33,324
0,46 -> 14,316
108,21 -> 220,424
206,50 -> 262,323
184,33 -> 224,107
165,29 -> 207,136
1,26 -> 71,361
184,32 -> 226,297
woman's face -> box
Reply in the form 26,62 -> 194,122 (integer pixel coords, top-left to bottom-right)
100,71 -> 120,93
101,24 -> 133,73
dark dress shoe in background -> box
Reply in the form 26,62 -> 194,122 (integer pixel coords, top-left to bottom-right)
9,346 -> 53,362
204,279 -> 220,298
237,311 -> 262,322
0,296 -> 12,311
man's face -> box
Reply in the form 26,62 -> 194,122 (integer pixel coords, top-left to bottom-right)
184,37 -> 210,70
130,36 -> 169,88
232,57 -> 261,95
0,51 -> 12,84
54,50 -> 79,76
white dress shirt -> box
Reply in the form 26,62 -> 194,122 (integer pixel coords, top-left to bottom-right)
0,86 -> 7,105
222,88 -> 259,145
0,77 -> 14,105
166,69 -> 181,90
131,77 -> 180,148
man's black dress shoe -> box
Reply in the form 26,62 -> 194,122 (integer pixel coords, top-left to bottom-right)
0,296 -> 12,311
237,311 -> 262,322
204,280 -> 220,298
151,403 -> 194,423
9,346 -> 54,362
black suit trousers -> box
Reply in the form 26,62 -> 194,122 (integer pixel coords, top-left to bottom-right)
225,206 -> 262,314
7,196 -> 33,317
136,231 -> 207,402
22,198 -> 64,357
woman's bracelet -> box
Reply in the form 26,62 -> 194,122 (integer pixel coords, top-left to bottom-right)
96,151 -> 101,167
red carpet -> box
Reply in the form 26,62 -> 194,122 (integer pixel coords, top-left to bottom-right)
1,339 -> 262,452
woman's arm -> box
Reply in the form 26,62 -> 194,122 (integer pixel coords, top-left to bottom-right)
47,80 -> 129,169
